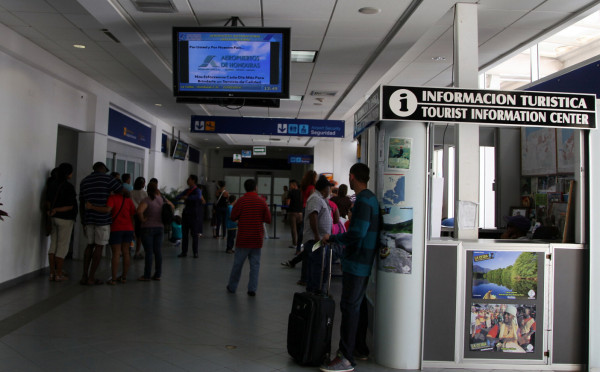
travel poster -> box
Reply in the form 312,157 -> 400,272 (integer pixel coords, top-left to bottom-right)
379,206 -> 412,274
381,173 -> 405,206
472,251 -> 538,300
469,303 -> 537,353
521,127 -> 557,176
557,128 -> 575,173
387,137 -> 412,170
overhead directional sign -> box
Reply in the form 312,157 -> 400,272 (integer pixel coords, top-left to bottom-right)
288,155 -> 313,164
191,115 -> 345,137
381,85 -> 596,129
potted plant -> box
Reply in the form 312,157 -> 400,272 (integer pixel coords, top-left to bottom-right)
0,186 -> 8,221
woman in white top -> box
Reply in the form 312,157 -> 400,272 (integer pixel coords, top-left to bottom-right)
130,177 -> 148,259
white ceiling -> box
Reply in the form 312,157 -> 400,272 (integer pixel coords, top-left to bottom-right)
1,0 -> 599,149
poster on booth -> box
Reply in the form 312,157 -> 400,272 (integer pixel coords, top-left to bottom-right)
387,137 -> 412,170
472,251 -> 538,300
379,206 -> 412,274
469,303 -> 537,353
381,173 -> 405,205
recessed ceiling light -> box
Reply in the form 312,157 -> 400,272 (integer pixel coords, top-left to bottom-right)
358,7 -> 381,15
73,44 -> 86,49
432,56 -> 446,61
154,103 -> 162,107
291,50 -> 317,63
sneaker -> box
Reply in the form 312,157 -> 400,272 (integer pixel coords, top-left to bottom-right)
353,351 -> 369,361
247,291 -> 256,296
320,354 -> 354,372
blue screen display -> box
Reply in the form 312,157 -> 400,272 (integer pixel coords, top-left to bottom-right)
174,28 -> 289,98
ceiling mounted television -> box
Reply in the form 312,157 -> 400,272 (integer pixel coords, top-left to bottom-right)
171,140 -> 189,160
173,27 -> 290,100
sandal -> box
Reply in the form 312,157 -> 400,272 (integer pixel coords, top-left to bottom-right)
54,275 -> 68,282
137,276 -> 151,282
87,279 -> 104,285
106,280 -> 117,286
117,276 -> 127,284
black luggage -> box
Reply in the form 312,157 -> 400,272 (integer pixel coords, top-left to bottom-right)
287,244 -> 335,366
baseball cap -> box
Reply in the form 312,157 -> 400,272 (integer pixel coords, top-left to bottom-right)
315,175 -> 335,191
504,214 -> 530,234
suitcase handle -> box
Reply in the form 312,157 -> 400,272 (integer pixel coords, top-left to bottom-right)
319,243 -> 333,295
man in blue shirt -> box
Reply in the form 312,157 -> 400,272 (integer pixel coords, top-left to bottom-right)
321,163 -> 380,372
79,162 -> 121,285
176,175 -> 205,258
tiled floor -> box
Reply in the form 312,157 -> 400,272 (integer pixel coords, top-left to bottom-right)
0,222 -> 557,371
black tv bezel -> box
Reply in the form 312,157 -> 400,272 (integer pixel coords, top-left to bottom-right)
171,140 -> 189,160
172,26 -> 291,99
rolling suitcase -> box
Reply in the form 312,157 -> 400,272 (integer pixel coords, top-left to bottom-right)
287,243 -> 335,366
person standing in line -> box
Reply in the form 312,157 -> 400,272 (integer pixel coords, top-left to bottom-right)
46,162 -> 78,282
321,163 -> 380,372
121,173 -> 133,192
331,184 -> 352,219
79,162 -> 122,286
130,177 -> 147,260
225,194 -> 237,254
214,181 -> 229,239
281,185 -> 289,223
137,182 -> 173,281
295,170 -> 317,255
85,186 -> 136,285
286,180 -> 303,249
176,175 -> 205,258
303,175 -> 334,293
226,179 -> 271,296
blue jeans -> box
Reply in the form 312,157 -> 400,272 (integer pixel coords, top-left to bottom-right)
227,248 -> 262,292
141,227 -> 163,279
226,229 -> 237,250
339,272 -> 369,365
181,217 -> 199,255
306,241 -> 331,293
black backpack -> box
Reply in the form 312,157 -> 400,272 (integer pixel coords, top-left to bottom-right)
161,198 -> 174,225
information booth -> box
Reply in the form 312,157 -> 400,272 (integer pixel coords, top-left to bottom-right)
354,80 -> 596,370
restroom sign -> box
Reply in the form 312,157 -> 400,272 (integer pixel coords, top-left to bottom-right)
381,85 -> 596,129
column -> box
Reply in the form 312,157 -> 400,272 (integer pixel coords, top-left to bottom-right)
453,3 -> 479,240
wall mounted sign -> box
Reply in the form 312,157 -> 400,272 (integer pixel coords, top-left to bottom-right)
288,155 -> 313,164
380,85 -> 596,129
108,108 -> 152,148
253,146 -> 266,156
191,115 -> 345,138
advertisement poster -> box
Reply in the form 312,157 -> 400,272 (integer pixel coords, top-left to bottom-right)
381,173 -> 405,205
379,207 -> 412,274
521,127 -> 557,176
469,303 -> 537,353
387,137 -> 412,170
241,150 -> 252,158
233,154 -> 242,163
472,251 -> 538,300
557,128 -> 575,173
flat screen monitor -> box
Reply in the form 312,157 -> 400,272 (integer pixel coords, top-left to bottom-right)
172,27 -> 290,99
171,140 -> 189,160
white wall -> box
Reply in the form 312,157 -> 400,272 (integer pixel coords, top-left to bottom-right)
0,23 -> 201,284
588,100 -> 600,371
314,138 -> 357,190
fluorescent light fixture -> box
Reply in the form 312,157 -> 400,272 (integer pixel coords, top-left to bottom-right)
358,7 -> 381,14
154,103 -> 162,106
291,50 -> 317,63
73,44 -> 86,49
284,95 -> 304,101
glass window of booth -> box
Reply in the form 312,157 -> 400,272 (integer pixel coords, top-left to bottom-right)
429,124 -> 584,243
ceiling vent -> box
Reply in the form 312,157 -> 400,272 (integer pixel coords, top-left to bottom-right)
131,0 -> 177,13
310,90 -> 337,97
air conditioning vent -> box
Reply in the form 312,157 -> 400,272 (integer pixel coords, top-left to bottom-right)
131,0 -> 177,13
310,90 -> 337,97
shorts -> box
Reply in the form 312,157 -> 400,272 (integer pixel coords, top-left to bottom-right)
85,224 -> 110,246
49,218 -> 75,258
109,230 -> 135,245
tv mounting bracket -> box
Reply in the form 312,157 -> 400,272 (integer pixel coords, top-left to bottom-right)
224,16 -> 245,27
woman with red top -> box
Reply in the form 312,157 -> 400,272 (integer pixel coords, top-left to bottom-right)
86,186 -> 136,285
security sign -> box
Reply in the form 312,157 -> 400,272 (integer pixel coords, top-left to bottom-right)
381,85 -> 596,129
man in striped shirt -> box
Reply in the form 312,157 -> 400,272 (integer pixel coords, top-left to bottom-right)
79,162 -> 121,285
321,163 -> 380,372
226,178 -> 271,296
